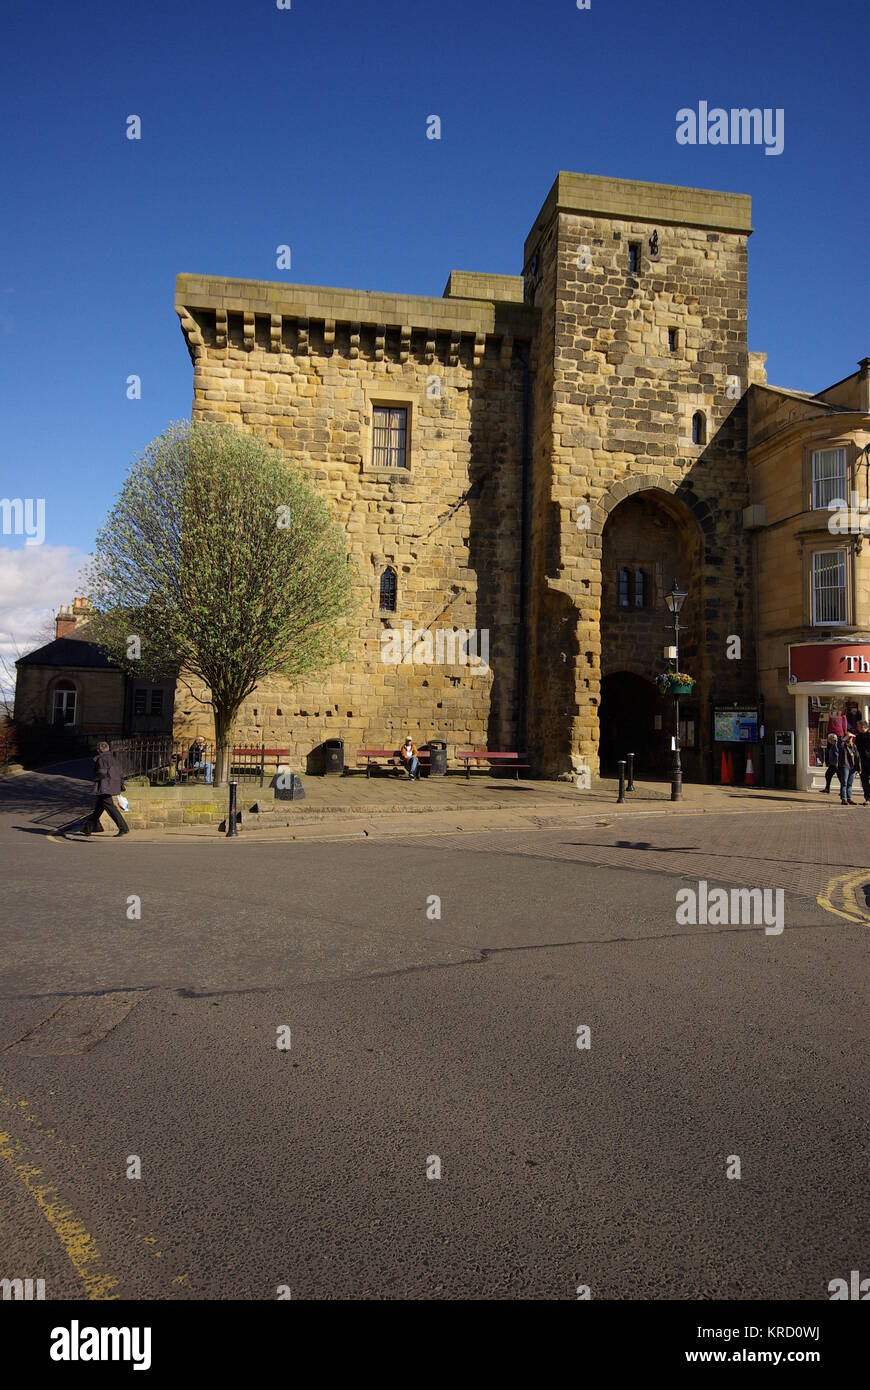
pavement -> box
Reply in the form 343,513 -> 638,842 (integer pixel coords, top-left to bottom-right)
1,769 -> 869,1300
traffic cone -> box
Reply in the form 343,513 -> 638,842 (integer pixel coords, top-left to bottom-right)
744,751 -> 755,787
720,749 -> 731,785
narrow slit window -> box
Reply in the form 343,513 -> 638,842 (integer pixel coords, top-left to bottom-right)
617,567 -> 630,608
634,569 -> 647,608
379,567 -> 397,613
692,411 -> 707,446
668,328 -> 677,353
628,242 -> 641,275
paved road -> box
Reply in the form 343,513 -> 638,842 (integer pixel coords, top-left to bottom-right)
1,786 -> 868,1299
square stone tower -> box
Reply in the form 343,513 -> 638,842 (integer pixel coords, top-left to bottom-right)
522,173 -> 756,779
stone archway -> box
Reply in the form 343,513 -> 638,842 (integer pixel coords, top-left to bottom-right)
597,482 -> 706,782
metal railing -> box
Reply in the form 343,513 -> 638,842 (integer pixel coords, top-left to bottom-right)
107,738 -> 283,787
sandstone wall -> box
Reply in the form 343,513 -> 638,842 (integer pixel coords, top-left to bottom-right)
175,284 -> 535,767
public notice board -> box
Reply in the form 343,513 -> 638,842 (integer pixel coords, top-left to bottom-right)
714,707 -> 759,742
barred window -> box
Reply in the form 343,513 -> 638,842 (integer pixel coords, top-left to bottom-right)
811,447 -> 847,510
379,567 -> 397,613
812,550 -> 847,625
372,406 -> 408,469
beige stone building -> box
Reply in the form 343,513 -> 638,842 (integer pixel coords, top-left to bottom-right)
172,169 -> 865,782
747,364 -> 870,789
13,597 -> 175,744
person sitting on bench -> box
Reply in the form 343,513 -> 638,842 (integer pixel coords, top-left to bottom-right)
398,737 -> 419,780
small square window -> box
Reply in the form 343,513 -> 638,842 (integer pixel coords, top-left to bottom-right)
372,406 -> 408,469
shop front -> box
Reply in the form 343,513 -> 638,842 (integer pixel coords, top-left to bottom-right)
788,642 -> 870,791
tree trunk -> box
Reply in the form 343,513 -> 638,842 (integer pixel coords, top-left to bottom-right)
212,703 -> 236,786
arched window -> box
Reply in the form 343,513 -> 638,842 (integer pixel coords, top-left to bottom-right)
692,411 -> 707,446
51,680 -> 77,726
379,567 -> 397,613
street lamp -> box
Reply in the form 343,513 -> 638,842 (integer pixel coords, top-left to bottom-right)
664,578 -> 688,801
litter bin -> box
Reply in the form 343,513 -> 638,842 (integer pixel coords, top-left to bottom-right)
428,739 -> 447,777
323,737 -> 344,776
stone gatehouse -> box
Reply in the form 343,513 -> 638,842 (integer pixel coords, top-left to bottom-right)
174,171 -> 766,780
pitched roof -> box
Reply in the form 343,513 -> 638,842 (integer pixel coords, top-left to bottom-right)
15,637 -> 119,670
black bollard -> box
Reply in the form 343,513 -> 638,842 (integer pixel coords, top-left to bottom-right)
226,779 -> 238,837
626,752 -> 635,792
617,760 -> 626,804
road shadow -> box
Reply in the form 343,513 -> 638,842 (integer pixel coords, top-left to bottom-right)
0,768 -> 92,827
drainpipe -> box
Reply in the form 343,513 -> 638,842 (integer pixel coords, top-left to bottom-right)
515,344 -> 534,752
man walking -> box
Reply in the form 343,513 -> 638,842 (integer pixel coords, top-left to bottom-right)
84,741 -> 130,836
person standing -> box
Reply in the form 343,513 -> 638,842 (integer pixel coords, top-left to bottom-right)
84,741 -> 130,836
822,733 -> 841,793
828,707 -> 849,741
855,721 -> 870,804
838,732 -> 860,806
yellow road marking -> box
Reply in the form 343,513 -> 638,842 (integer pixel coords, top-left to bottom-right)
817,869 -> 870,925
0,1081 -> 187,1290
0,1128 -> 119,1299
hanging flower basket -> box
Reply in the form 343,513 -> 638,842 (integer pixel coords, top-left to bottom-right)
656,672 -> 695,698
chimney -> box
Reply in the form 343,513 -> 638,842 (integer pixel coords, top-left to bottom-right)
55,596 -> 92,640
858,358 -> 870,413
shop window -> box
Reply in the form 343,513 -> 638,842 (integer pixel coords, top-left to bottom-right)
811,550 -> 847,625
51,681 -> 77,726
811,447 -> 847,510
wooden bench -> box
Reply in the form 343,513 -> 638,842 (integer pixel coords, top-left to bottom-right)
458,750 -> 530,781
356,747 -> 432,778
176,746 -> 290,785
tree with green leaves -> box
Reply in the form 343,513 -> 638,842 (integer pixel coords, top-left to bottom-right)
85,420 -> 355,783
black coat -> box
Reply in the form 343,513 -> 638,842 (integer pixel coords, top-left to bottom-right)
92,752 -> 124,797
838,742 -> 861,775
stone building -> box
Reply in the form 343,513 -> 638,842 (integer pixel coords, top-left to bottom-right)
747,363 -> 870,789
13,597 -> 175,744
173,169 -> 863,782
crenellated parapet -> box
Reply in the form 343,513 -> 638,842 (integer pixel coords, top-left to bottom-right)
175,274 -> 538,371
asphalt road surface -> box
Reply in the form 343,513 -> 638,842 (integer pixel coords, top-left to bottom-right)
1,791 -> 868,1300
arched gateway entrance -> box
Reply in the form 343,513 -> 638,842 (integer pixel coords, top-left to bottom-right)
598,487 -> 704,781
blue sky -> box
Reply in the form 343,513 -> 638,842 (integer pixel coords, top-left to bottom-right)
1,0 -> 867,666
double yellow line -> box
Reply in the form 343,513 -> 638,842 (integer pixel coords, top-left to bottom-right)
817,869 -> 870,925
0,1119 -> 118,1299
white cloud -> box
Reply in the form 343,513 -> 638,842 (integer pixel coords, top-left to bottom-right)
0,544 -> 90,696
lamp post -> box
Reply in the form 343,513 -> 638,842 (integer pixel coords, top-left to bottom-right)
664,578 -> 688,802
